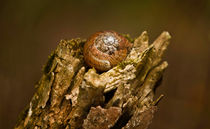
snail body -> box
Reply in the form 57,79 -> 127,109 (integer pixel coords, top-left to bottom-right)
83,31 -> 132,72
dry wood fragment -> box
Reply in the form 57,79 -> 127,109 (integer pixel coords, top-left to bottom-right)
15,31 -> 171,129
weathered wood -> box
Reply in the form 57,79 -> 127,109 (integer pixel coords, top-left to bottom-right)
15,31 -> 171,129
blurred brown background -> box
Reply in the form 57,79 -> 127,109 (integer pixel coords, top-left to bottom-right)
0,0 -> 210,129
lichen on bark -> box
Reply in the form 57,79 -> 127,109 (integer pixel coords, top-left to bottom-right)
15,31 -> 171,129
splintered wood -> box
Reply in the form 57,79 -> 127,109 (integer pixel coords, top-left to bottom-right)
15,31 -> 171,129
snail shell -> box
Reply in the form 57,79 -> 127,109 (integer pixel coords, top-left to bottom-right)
83,31 -> 132,71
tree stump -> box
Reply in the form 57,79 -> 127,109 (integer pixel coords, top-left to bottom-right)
15,31 -> 171,129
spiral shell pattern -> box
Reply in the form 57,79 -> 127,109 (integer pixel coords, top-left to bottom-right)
83,31 -> 132,72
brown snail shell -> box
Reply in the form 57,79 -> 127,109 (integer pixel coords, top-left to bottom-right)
83,31 -> 133,72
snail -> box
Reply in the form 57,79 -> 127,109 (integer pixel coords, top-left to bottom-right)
83,31 -> 132,72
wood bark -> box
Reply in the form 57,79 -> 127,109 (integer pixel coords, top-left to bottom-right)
14,31 -> 171,129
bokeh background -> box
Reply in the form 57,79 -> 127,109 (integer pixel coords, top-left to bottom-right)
0,0 -> 210,129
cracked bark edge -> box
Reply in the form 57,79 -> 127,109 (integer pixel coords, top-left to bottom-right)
14,31 -> 171,129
